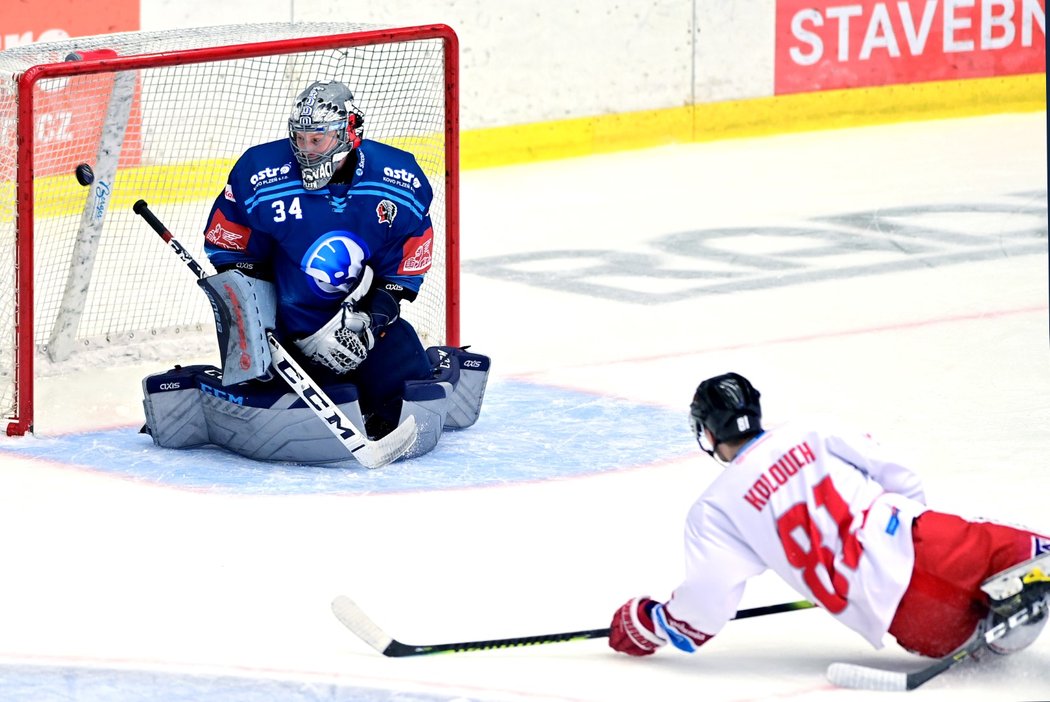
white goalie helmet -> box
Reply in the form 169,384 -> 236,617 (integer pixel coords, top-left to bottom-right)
288,80 -> 365,190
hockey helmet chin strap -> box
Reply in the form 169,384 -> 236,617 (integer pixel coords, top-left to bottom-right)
702,432 -> 732,466
689,412 -> 724,462
692,415 -> 759,465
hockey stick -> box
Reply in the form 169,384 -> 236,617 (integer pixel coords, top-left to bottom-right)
827,596 -> 1048,691
331,594 -> 815,657
133,199 -> 417,469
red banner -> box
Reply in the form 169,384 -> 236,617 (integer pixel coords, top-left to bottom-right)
775,0 -> 1047,94
0,0 -> 139,50
1,0 -> 142,177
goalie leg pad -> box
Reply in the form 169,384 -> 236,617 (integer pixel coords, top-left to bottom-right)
143,365 -> 369,463
200,396 -> 367,464
197,269 -> 276,385
427,346 -> 491,429
141,365 -> 216,449
196,373 -> 367,464
397,377 -> 452,458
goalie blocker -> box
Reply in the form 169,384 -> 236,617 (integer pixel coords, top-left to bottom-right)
141,346 -> 490,463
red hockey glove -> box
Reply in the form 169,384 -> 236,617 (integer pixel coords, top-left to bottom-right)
609,596 -> 667,656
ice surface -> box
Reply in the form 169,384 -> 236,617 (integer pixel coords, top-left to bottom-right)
0,112 -> 1047,701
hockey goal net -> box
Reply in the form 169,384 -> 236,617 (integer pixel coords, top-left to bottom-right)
0,23 -> 460,436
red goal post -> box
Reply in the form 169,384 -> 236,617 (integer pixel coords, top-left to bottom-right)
0,23 -> 460,436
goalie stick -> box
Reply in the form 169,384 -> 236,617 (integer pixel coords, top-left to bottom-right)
331,594 -> 815,657
133,199 -> 417,469
827,596 -> 1048,691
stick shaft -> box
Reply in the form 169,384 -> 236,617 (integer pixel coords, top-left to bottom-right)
332,594 -> 814,657
133,199 -> 208,279
392,600 -> 815,655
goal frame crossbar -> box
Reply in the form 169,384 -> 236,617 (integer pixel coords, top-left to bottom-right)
7,24 -> 460,436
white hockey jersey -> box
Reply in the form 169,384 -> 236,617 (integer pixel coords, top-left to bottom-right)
662,416 -> 929,649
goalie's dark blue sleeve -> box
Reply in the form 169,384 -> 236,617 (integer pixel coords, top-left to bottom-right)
349,142 -> 436,302
202,146 -> 277,277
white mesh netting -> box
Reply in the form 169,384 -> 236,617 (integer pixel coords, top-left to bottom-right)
0,23 -> 454,429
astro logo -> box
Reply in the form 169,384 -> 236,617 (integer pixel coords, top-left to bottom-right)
383,166 -> 421,188
250,163 -> 293,186
300,232 -> 368,297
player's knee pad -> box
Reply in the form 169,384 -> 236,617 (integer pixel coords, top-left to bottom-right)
197,269 -> 276,385
427,346 -> 491,429
142,364 -> 367,464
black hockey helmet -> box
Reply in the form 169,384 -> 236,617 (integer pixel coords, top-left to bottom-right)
689,372 -> 762,458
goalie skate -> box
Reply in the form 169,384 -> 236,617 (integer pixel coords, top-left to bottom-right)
980,552 -> 1050,614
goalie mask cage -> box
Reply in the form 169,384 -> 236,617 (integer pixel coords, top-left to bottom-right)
0,22 -> 460,436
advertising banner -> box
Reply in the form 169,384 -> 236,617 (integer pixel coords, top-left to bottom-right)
1,0 -> 141,177
775,0 -> 1046,94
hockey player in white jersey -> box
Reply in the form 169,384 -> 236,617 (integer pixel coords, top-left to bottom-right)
609,372 -> 1049,661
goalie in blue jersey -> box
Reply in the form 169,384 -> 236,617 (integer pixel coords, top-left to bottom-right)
141,80 -> 489,464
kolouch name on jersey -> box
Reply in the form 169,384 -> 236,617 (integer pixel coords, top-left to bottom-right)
743,441 -> 817,511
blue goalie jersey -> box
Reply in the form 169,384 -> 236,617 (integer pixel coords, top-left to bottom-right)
203,138 -> 435,339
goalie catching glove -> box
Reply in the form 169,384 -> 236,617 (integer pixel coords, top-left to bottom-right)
294,266 -> 401,374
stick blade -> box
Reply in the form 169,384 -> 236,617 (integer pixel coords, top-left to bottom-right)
332,595 -> 394,654
354,414 -> 417,469
826,662 -> 907,692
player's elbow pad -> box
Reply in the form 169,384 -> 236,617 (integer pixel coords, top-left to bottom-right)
651,604 -> 715,653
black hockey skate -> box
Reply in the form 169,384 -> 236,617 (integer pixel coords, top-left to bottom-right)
827,551 -> 1050,690
978,551 -> 1050,655
981,552 -> 1050,616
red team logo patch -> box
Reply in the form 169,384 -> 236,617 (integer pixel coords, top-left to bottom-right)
398,227 -> 434,274
205,210 -> 252,251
